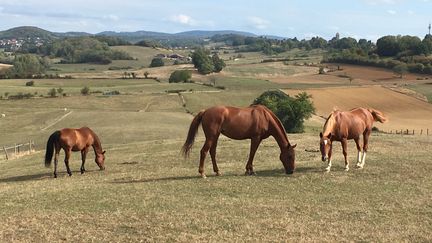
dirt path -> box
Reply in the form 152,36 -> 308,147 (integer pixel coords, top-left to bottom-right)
41,111 -> 73,131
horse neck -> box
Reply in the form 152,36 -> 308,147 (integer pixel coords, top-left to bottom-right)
91,132 -> 103,155
268,112 -> 290,150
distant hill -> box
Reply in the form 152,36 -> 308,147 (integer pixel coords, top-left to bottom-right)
0,26 -> 283,43
0,26 -> 56,39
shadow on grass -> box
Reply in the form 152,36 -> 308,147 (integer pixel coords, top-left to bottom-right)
111,166 -> 322,184
0,172 -> 52,183
0,169 -> 103,183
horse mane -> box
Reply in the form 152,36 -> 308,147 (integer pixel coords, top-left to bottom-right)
323,110 -> 337,136
259,105 -> 290,146
88,128 -> 103,154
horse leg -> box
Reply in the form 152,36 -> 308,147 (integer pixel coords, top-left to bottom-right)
209,137 -> 221,176
199,139 -> 213,178
80,147 -> 88,174
65,149 -> 72,176
245,137 -> 261,176
54,146 -> 60,178
360,131 -> 371,168
325,145 -> 333,172
354,138 -> 363,168
341,138 -> 349,171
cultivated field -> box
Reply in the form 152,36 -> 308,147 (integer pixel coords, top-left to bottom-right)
283,85 -> 432,131
1,47 -> 432,241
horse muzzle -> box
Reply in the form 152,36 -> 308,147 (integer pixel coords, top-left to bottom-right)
99,166 -> 105,170
285,170 -> 294,175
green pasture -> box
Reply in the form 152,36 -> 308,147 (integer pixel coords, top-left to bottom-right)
408,82 -> 432,103
48,46 -> 191,74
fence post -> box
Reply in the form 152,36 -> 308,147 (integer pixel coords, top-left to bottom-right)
413,129 -> 415,135
401,129 -> 403,135
428,129 -> 429,136
421,129 -> 423,135
3,146 -> 8,160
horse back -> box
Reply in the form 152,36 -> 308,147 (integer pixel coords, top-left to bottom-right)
59,127 -> 95,151
333,109 -> 372,140
202,105 -> 271,140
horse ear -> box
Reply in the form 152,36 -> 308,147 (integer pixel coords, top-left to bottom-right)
328,133 -> 332,138
291,144 -> 297,149
319,132 -> 323,138
102,150 -> 106,154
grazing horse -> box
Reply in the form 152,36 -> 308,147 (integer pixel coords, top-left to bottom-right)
319,107 -> 387,172
182,105 -> 297,178
45,127 -> 106,178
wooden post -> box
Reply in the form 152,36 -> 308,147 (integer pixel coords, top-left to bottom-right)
421,129 -> 423,135
14,143 -> 17,155
29,140 -> 32,153
401,129 -> 403,135
413,130 -> 415,135
406,129 -> 409,135
428,129 -> 429,136
3,146 -> 8,160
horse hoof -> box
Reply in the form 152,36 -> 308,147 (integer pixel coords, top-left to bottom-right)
215,172 -> 222,176
325,168 -> 331,172
344,168 -> 349,172
201,174 -> 207,179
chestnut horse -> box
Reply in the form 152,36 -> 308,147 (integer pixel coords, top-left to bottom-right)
45,127 -> 106,178
182,105 -> 297,178
319,107 -> 387,172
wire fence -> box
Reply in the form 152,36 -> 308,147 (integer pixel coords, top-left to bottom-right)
2,140 -> 35,160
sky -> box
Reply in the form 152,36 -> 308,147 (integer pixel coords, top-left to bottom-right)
0,0 -> 431,41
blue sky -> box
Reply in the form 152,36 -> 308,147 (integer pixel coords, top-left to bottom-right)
0,0 -> 431,41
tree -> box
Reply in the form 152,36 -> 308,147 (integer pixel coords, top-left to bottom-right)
253,90 -> 315,133
376,36 -> 400,56
6,54 -> 46,78
81,86 -> 90,95
57,87 -> 64,95
393,64 -> 408,78
169,70 -> 192,83
150,58 -> 164,67
191,48 -> 214,74
144,71 -> 150,79
212,54 -> 226,73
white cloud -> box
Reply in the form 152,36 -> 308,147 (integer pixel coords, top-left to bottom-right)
169,14 -> 196,26
387,9 -> 397,14
248,16 -> 270,30
104,14 -> 119,21
407,10 -> 415,15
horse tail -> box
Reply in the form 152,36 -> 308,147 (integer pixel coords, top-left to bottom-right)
45,130 -> 60,167
368,108 -> 388,123
182,111 -> 205,158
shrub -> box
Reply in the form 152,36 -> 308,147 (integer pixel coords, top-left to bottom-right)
81,86 -> 90,95
169,70 -> 192,83
150,58 -> 164,67
25,80 -> 35,86
48,88 -> 57,97
253,90 -> 315,133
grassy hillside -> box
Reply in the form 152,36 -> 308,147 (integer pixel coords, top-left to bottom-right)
1,47 -> 432,241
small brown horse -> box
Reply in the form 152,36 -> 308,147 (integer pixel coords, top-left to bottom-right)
45,127 -> 106,178
182,105 -> 297,178
319,107 -> 387,172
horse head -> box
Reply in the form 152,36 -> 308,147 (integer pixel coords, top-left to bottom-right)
319,132 -> 332,162
95,150 -> 106,170
280,144 -> 297,174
